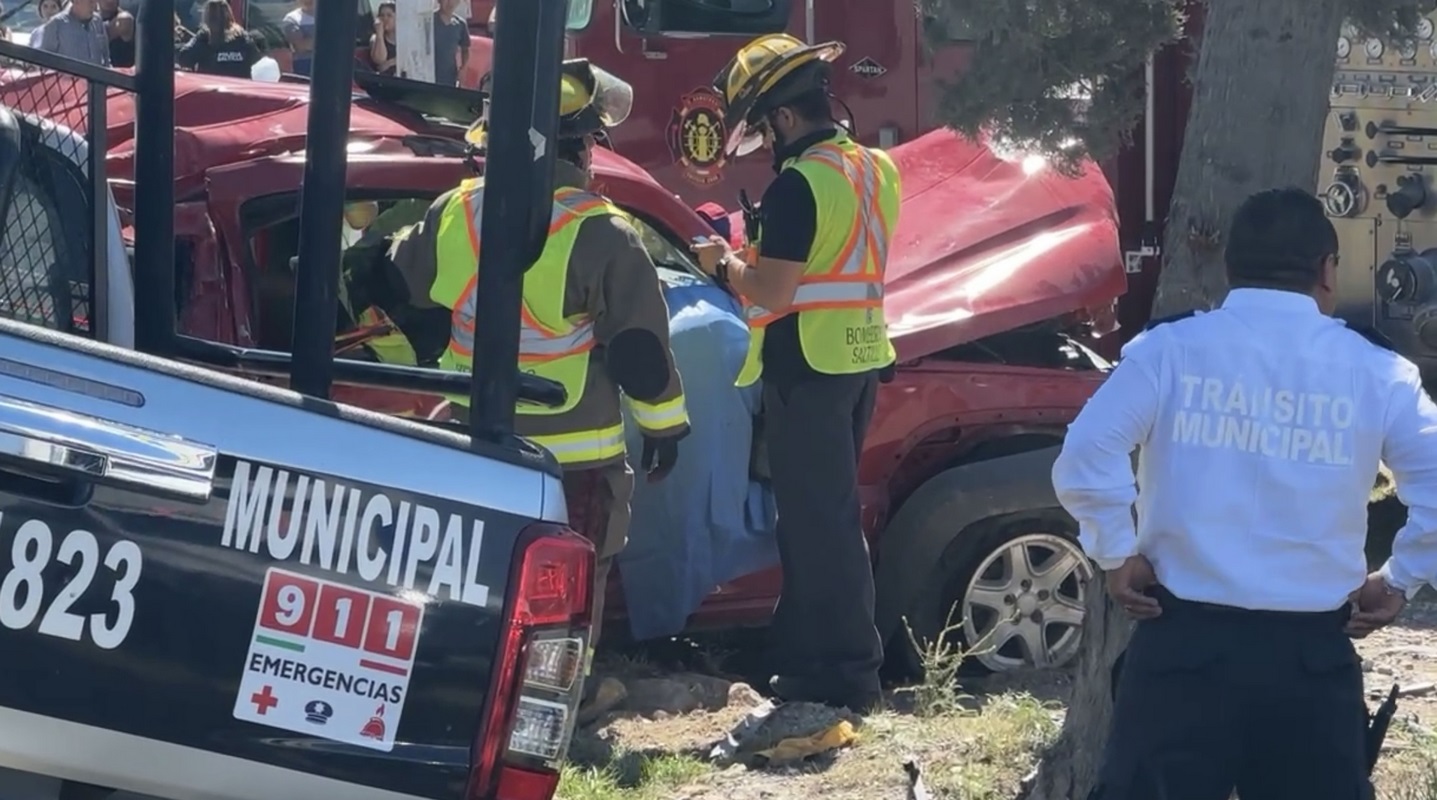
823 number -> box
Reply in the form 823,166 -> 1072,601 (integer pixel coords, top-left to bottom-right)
0,517 -> 143,650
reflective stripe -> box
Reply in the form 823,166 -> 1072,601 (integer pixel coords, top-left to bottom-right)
527,423 -> 628,465
792,280 -> 882,307
797,144 -> 892,276
627,395 -> 690,432
447,186 -> 607,360
744,281 -> 880,327
743,144 -> 891,329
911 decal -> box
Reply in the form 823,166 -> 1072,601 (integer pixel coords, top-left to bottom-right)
233,567 -> 423,752
0,516 -> 143,649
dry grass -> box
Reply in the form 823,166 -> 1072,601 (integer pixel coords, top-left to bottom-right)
557,609 -> 1057,799
1376,721 -> 1437,800
557,752 -> 710,800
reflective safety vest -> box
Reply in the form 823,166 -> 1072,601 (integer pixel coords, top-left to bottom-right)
353,307 -> 418,366
734,134 -> 900,387
430,179 -> 629,466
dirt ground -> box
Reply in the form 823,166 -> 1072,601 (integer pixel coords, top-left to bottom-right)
1364,589 -> 1437,796
558,590 -> 1437,800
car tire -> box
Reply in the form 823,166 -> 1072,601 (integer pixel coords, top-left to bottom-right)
886,507 -> 1093,678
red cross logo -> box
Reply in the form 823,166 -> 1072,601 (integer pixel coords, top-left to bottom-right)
250,685 -> 279,716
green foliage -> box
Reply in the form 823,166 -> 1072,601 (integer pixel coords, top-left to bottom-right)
916,0 -> 1430,174
918,0 -> 1184,174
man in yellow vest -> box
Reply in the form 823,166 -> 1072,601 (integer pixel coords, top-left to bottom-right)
387,59 -> 690,685
693,34 -> 901,713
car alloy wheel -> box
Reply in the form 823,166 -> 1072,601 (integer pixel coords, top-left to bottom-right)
960,532 -> 1092,672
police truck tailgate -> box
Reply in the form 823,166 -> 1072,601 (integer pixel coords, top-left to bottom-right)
0,320 -> 585,800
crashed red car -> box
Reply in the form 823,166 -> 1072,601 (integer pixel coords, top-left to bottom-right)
5,71 -> 1124,673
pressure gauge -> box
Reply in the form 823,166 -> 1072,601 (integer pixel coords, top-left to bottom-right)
1366,37 -> 1386,58
1342,22 -> 1359,39
1420,18 -> 1434,40
1338,37 -> 1351,58
1430,38 -> 1437,60
1400,40 -> 1419,60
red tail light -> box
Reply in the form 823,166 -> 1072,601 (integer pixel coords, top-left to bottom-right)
468,523 -> 594,800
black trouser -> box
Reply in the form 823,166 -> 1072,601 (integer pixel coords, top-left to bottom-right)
1096,587 -> 1373,800
764,370 -> 882,702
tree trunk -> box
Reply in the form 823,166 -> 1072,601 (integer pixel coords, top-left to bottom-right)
1022,1 -> 1346,798
1151,0 -> 1347,318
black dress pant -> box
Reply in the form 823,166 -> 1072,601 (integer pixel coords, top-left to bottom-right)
763,370 -> 883,702
1096,587 -> 1374,800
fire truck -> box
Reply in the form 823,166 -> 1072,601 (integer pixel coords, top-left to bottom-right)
213,0 -> 1437,367
446,0 -> 1183,346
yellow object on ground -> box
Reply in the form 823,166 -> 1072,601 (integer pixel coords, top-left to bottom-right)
754,719 -> 859,765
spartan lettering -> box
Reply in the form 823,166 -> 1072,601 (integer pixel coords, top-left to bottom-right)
1171,375 -> 1355,465
221,461 -> 492,608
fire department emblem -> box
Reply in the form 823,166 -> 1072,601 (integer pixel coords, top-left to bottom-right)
667,88 -> 728,186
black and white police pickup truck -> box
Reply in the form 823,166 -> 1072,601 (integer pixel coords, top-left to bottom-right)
0,72 -> 591,800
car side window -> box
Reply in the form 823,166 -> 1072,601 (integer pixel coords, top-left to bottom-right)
0,148 -> 92,335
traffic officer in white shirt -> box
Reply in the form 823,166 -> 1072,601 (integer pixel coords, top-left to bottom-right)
1052,187 -> 1437,800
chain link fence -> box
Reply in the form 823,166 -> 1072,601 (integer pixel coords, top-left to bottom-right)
0,39 -> 134,338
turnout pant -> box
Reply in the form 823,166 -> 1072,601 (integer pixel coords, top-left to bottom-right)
1096,587 -> 1374,800
449,400 -> 633,642
561,461 -> 634,655
764,370 -> 883,703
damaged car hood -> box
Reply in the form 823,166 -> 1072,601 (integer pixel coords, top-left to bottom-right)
882,129 -> 1125,361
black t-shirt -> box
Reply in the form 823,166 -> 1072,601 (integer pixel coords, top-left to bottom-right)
755,130 -> 834,385
177,28 -> 260,78
432,12 -> 469,87
100,8 -> 135,68
369,35 -> 397,75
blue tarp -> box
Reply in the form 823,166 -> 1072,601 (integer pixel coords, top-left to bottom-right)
617,270 -> 780,641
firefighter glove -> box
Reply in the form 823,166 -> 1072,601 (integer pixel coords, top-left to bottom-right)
640,434 -> 680,483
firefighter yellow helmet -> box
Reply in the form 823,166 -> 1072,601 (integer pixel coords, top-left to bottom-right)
712,33 -> 844,157
464,59 -> 634,151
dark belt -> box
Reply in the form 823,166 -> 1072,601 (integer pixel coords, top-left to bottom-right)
1149,585 -> 1351,626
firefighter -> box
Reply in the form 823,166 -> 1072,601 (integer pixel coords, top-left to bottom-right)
1051,188 -> 1437,799
386,59 -> 690,692
692,33 -> 900,713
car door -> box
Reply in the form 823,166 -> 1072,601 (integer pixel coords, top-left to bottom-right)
0,316 -> 565,800
204,153 -> 469,413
